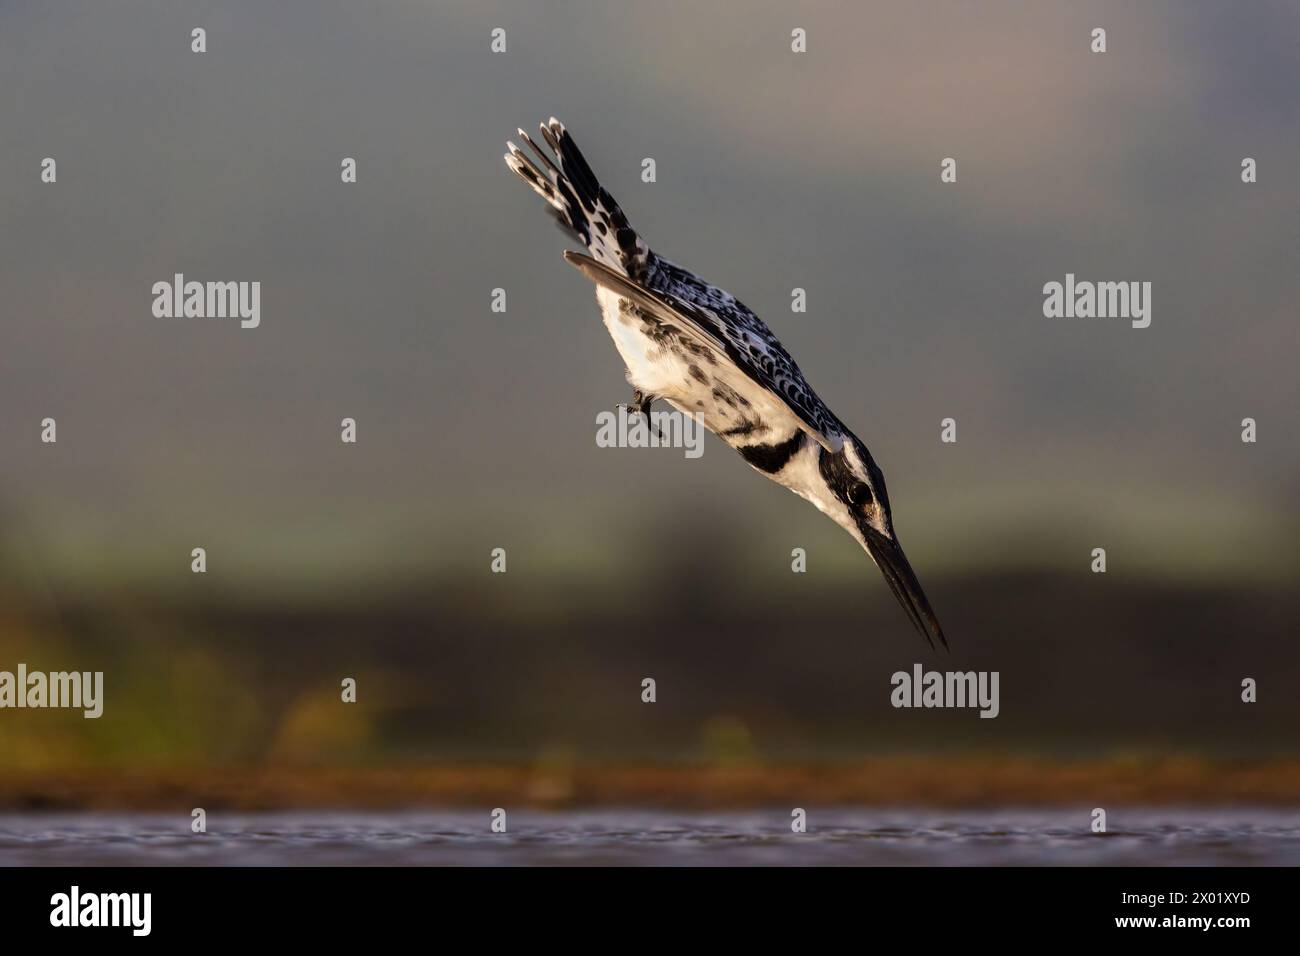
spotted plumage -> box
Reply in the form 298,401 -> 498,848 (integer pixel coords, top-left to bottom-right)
505,118 -> 945,648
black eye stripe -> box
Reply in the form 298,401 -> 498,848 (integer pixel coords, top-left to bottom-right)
818,447 -> 874,509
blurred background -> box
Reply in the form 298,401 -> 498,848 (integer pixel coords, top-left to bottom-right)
0,0 -> 1297,808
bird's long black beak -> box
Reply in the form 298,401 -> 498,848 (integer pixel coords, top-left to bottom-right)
862,526 -> 947,651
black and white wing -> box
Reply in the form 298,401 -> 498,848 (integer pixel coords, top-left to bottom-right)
564,251 -> 845,453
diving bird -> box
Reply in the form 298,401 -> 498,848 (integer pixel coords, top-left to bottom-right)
505,118 -> 946,648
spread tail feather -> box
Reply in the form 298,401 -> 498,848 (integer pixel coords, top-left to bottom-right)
505,118 -> 650,278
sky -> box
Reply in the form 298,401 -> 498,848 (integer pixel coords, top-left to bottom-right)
1,0 -> 1297,590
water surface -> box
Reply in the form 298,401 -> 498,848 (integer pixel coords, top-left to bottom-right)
2,809 -> 1296,866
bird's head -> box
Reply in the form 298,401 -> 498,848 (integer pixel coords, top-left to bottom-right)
818,434 -> 947,650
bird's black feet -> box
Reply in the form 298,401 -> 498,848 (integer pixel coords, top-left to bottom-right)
617,390 -> 663,440
618,389 -> 656,418
631,389 -> 655,417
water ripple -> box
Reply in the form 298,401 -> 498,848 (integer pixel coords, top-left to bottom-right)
0,809 -> 1296,866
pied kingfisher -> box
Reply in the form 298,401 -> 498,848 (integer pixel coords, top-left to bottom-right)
505,118 -> 946,648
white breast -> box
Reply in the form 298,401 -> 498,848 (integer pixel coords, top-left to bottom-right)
591,288 -> 861,544
596,286 -> 680,397
594,287 -> 812,443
